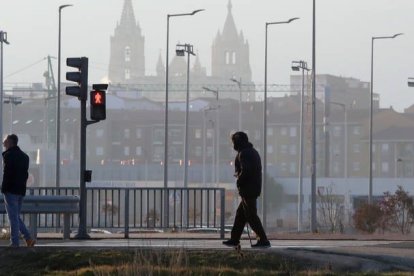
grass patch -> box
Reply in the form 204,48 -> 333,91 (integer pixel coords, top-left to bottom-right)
0,247 -> 411,275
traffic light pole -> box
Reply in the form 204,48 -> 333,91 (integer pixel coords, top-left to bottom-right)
75,95 -> 90,239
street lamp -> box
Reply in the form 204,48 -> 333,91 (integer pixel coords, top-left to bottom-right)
163,9 -> 204,228
176,43 -> 195,189
3,96 -> 22,133
291,60 -> 309,232
0,30 -> 10,178
57,4 -> 73,188
164,9 -> 204,187
369,32 -> 403,204
407,77 -> 414,87
202,106 -> 217,186
262,17 -> 299,230
202,86 -> 220,186
230,77 -> 242,130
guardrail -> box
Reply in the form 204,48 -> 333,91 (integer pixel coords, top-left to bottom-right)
0,194 -> 79,239
0,187 -> 226,238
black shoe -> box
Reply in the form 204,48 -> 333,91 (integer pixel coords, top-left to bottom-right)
251,239 -> 271,248
222,239 -> 240,247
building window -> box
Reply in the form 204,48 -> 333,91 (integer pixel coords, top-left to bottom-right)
353,144 -> 360,153
124,129 -> 130,139
125,69 -> 130,80
289,144 -> 297,155
136,146 -> 142,156
124,146 -> 130,156
382,162 -> 389,173
352,161 -> 360,172
289,127 -> 297,137
225,51 -> 230,65
207,146 -> 213,157
96,147 -> 104,156
353,126 -> 361,135
281,162 -> 287,172
232,52 -> 236,64
267,127 -> 274,136
289,162 -> 296,174
280,145 -> 288,154
136,128 -> 142,139
96,129 -> 104,138
333,126 -> 342,137
195,146 -> 202,157
195,129 -> 202,139
382,143 -> 389,153
280,127 -> 287,136
267,145 -> 273,154
125,46 -> 131,62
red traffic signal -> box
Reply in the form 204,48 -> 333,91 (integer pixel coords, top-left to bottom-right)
90,90 -> 106,121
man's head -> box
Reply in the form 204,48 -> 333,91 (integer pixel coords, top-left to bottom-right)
3,134 -> 18,150
231,131 -> 249,151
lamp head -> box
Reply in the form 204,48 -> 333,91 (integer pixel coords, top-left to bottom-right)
291,66 -> 300,72
392,33 -> 403,38
176,49 -> 185,56
288,17 -> 300,23
191,9 -> 205,15
408,78 -> 414,87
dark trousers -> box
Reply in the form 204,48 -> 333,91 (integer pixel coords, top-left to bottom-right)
230,197 -> 268,241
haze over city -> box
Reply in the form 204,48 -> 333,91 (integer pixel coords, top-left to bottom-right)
2,0 -> 414,110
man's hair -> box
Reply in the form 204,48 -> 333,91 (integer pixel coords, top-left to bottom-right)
7,134 -> 18,146
231,131 -> 249,143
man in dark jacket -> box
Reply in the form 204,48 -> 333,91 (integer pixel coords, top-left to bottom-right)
2,134 -> 35,247
223,131 -> 270,248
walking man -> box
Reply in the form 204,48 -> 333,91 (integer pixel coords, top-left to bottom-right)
223,131 -> 271,248
2,134 -> 35,247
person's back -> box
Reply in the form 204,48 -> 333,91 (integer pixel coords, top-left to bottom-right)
2,145 -> 29,196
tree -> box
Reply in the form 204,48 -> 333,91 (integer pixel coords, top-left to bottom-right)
379,186 -> 414,234
353,203 -> 382,233
317,185 -> 344,233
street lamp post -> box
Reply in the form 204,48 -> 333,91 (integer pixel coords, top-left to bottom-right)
263,17 -> 299,230
202,106 -> 217,186
202,86 -> 219,186
310,0 -> 317,233
163,9 -> 204,228
230,78 -> 242,130
0,30 -> 10,178
57,4 -> 73,188
176,43 -> 195,189
291,60 -> 309,232
369,33 -> 403,204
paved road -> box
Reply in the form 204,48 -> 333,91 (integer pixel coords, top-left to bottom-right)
24,239 -> 401,249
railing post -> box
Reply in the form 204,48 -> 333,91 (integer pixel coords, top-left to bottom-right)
124,189 -> 129,239
220,188 -> 225,239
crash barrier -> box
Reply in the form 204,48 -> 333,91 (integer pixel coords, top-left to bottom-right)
0,187 -> 226,239
0,194 -> 79,239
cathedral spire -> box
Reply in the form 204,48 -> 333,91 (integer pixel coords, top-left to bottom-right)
120,0 -> 137,29
222,0 -> 238,39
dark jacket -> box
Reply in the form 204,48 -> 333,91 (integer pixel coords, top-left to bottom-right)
234,142 -> 262,198
1,146 -> 29,196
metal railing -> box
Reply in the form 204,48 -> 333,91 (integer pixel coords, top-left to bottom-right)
0,187 -> 226,238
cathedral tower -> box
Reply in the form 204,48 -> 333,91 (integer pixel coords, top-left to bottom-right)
108,0 -> 145,83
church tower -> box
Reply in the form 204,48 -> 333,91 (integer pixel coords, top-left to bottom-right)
108,0 -> 145,83
211,0 -> 252,82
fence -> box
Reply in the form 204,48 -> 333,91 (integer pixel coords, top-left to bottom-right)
0,187 -> 226,238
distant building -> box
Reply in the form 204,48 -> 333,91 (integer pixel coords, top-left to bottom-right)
107,0 -> 255,102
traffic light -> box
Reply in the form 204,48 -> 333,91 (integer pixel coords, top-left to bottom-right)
66,57 -> 88,100
90,84 -> 108,121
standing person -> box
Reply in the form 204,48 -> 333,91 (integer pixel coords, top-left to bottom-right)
2,134 -> 35,247
223,131 -> 271,248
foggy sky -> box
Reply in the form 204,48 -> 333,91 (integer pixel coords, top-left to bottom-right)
2,0 -> 414,111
